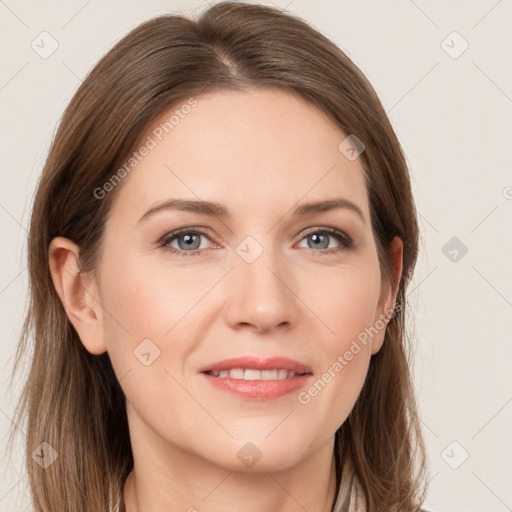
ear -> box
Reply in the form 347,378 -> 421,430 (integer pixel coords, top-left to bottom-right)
370,236 -> 403,355
48,236 -> 107,355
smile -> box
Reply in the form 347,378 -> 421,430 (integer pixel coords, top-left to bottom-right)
205,368 -> 301,380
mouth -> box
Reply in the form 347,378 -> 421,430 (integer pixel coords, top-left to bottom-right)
199,356 -> 312,377
204,368 -> 307,380
199,357 -> 313,400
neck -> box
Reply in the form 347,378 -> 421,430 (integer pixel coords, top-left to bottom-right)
122,439 -> 338,512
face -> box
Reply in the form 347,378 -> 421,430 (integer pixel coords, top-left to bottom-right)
75,88 -> 400,472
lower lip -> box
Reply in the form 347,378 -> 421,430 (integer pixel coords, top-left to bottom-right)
201,373 -> 313,399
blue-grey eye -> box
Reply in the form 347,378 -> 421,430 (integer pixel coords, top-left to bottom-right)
297,230 -> 349,251
171,232 -> 204,251
307,232 -> 330,249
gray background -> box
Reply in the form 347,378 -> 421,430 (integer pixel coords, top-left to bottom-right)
1,1 -> 511,511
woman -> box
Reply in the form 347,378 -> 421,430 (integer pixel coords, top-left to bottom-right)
9,2 -> 428,511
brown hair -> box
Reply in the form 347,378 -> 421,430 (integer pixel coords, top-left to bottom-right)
8,2 -> 427,511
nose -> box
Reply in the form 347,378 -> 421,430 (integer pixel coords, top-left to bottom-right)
223,242 -> 299,334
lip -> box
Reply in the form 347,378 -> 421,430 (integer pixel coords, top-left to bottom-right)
199,356 -> 313,374
201,373 -> 313,400
199,357 -> 313,400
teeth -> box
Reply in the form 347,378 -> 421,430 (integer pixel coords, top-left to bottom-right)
244,369 -> 261,381
228,368 -> 244,379
207,368 -> 299,380
278,369 -> 288,379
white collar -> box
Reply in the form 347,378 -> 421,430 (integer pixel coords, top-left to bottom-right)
331,457 -> 367,512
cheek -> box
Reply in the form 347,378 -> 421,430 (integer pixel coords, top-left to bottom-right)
97,257 -> 199,423
99,254 -> 201,340
320,263 -> 382,349
97,253 -> 220,390
300,302 -> 374,435
299,264 -> 380,424
96,254 -> 182,381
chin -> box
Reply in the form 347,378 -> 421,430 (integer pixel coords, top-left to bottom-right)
209,439 -> 309,473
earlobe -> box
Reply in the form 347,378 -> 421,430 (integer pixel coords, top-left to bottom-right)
370,236 -> 403,355
48,236 -> 107,355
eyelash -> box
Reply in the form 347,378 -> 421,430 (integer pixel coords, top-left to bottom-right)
158,226 -> 354,257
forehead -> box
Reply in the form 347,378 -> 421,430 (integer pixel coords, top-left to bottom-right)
108,87 -> 370,224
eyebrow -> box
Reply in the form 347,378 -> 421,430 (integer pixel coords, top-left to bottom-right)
138,197 -> 366,224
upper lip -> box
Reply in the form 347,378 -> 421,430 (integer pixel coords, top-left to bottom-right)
200,357 -> 313,374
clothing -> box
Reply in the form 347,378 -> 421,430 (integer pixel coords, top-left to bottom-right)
113,457 -> 366,512
331,456 -> 367,512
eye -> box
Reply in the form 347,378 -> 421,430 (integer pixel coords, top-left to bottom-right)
158,226 -> 354,257
296,228 -> 354,255
158,227 -> 217,257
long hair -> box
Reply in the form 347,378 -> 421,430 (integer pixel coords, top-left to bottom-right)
8,2 -> 427,511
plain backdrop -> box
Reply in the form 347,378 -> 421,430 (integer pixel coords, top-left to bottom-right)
1,1 -> 511,511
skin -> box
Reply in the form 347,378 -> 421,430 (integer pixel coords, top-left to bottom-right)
49,88 -> 402,512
